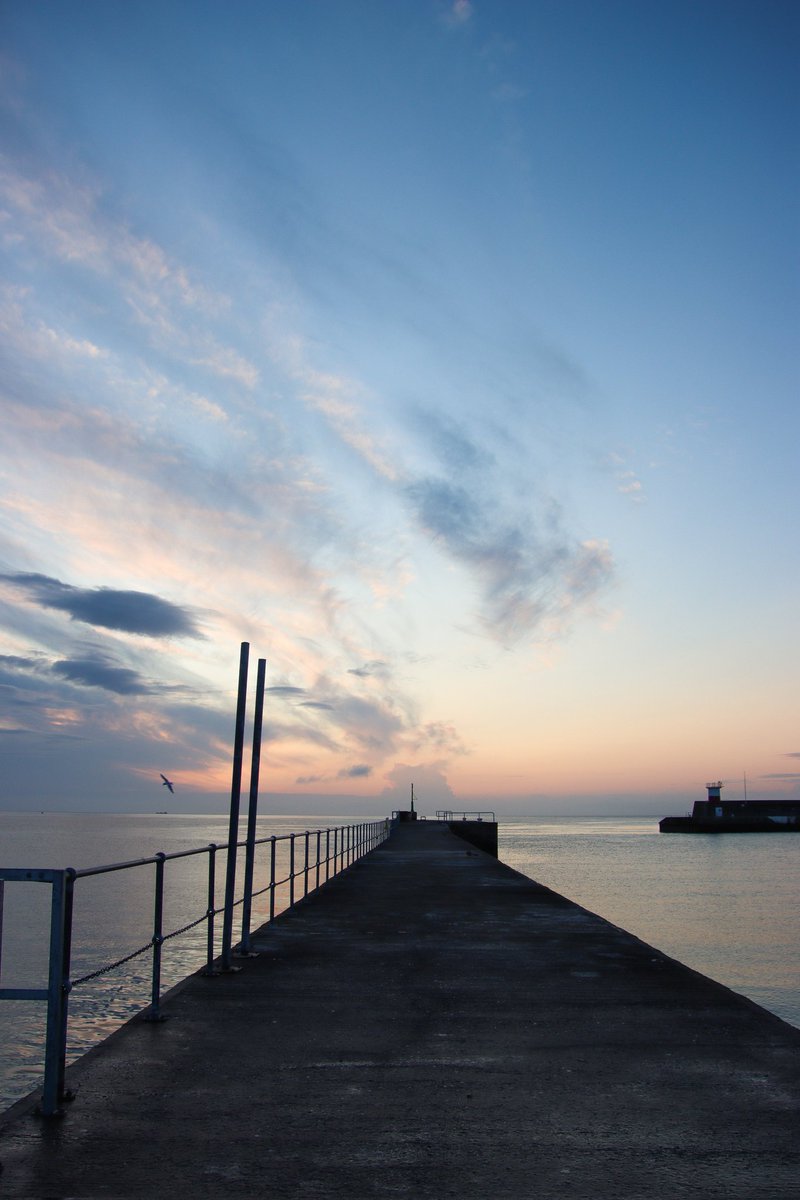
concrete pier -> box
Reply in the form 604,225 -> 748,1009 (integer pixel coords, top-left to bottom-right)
1,821 -> 799,1198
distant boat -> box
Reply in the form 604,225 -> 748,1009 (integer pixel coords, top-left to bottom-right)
660,782 -> 800,833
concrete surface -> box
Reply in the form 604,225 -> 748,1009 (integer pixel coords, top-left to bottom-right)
1,821 -> 799,1198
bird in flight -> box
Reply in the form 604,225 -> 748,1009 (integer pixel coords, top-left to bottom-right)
160,773 -> 175,794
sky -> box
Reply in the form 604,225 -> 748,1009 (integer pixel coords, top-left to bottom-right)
0,0 -> 797,817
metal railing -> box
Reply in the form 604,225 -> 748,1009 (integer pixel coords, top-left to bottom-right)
0,818 -> 389,1117
436,810 -> 496,822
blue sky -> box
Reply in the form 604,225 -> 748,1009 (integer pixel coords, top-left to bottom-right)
0,0 -> 797,815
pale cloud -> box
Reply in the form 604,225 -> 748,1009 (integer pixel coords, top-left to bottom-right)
191,340 -> 260,389
0,160 -> 227,313
0,165 -> 105,265
380,761 -> 457,806
443,0 -> 474,28
617,471 -> 645,501
0,286 -> 106,364
492,82 -> 527,103
409,720 -> 469,757
0,159 -> 252,396
122,290 -> 258,391
144,373 -> 228,423
267,331 -> 400,482
299,371 -> 399,481
606,450 -> 646,504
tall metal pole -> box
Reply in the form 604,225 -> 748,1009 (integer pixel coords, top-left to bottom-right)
240,657 -> 266,954
221,641 -> 250,971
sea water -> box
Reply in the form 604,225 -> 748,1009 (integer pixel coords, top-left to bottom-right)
0,811 -> 798,1111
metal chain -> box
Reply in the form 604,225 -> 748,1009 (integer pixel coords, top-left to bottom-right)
161,911 -> 208,943
71,910 -> 209,989
71,941 -> 153,988
249,881 -> 273,901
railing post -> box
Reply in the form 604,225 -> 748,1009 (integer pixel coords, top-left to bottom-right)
240,657 -> 267,956
304,831 -> 310,897
325,829 -> 330,881
221,641 -> 250,971
289,834 -> 296,908
315,830 -> 321,890
55,868 -> 76,1107
40,869 -> 72,1116
202,844 -> 219,976
144,853 -> 167,1022
269,836 -> 277,921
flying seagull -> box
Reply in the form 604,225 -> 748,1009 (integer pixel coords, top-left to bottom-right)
160,773 -> 175,794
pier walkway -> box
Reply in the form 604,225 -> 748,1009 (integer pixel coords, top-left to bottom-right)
1,821 -> 799,1198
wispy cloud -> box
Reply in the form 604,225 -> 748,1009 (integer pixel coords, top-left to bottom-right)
606,451 -> 646,504
0,161 -> 225,312
405,471 -> 612,644
0,287 -> 106,363
347,660 -> 390,679
278,343 -> 399,482
616,471 -> 645,501
409,721 -> 468,757
443,0 -> 474,29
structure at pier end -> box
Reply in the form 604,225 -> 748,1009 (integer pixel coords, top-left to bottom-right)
660,782 -> 800,833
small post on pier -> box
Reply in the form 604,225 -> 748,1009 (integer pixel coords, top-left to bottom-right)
221,642 -> 250,972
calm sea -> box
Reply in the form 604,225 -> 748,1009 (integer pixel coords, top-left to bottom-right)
1,811 -> 798,1111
